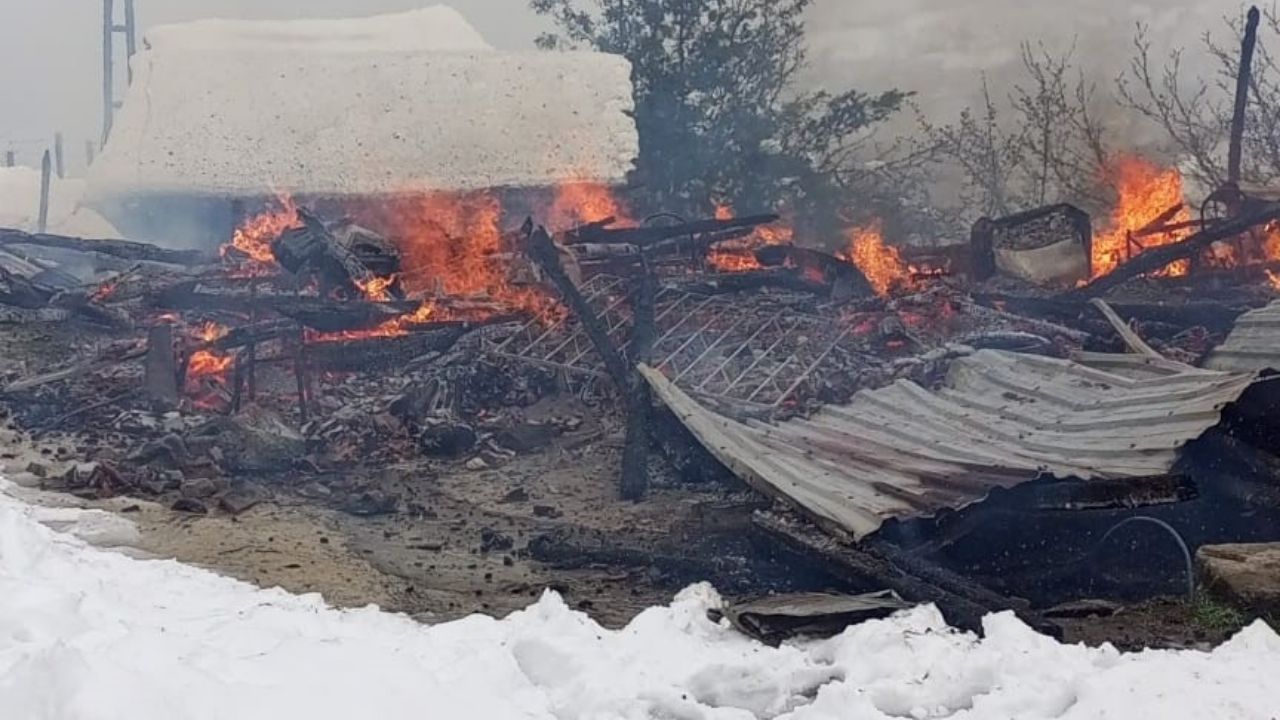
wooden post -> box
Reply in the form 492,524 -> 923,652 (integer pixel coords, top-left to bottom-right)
54,133 -> 65,179
102,0 -> 115,147
1229,7 -> 1262,187
37,151 -> 52,234
144,325 -> 179,407
85,141 -> 96,168
3,151 -> 13,168
123,0 -> 138,82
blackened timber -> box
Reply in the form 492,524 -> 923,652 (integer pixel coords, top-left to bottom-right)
565,214 -> 780,246
0,228 -> 212,266
753,510 -> 1057,637
756,245 -> 875,299
144,324 -> 179,406
978,294 -> 1252,334
676,268 -> 831,296
621,253 -> 656,501
528,226 -> 632,386
1068,202 -> 1280,298
304,326 -> 469,372
1229,7 -> 1263,186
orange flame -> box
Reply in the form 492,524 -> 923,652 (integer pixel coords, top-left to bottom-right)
1091,157 -> 1192,279
306,301 -> 438,342
844,221 -> 913,297
355,274 -> 397,302
706,204 -> 794,272
90,280 -> 118,303
548,182 -> 633,228
223,196 -> 301,275
184,322 -> 234,406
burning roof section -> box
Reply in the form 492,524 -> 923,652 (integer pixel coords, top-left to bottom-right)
643,350 -> 1259,540
87,8 -> 638,200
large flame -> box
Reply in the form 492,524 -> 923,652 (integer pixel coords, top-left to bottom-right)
224,196 -> 301,275
548,181 -> 634,228
844,221 -> 914,297
1091,157 -> 1193,279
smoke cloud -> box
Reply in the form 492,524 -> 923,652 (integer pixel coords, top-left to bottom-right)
0,0 -> 1254,173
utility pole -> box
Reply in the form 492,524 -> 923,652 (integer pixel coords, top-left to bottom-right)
102,0 -> 138,148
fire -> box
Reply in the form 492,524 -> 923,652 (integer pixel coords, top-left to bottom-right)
306,301 -> 437,342
548,182 -> 633,228
706,204 -> 794,272
1091,157 -> 1192,279
90,280 -> 118,303
184,322 -> 234,405
844,221 -> 913,297
1267,269 -> 1280,290
223,195 -> 301,274
355,274 -> 397,302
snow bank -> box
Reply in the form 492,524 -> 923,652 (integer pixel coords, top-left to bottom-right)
0,167 -> 121,238
2,479 -> 1279,720
87,9 -> 638,201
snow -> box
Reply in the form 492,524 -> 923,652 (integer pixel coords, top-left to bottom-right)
142,7 -> 493,54
2,477 -> 1279,720
87,8 -> 638,202
0,167 -> 122,238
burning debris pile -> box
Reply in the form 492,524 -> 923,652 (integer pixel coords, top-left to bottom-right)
10,10 -> 1280,635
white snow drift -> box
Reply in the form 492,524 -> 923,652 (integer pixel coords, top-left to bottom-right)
1,480 -> 1278,720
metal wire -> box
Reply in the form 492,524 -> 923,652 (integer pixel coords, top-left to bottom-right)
1095,516 -> 1195,601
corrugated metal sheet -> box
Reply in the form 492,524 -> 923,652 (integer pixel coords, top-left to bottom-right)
643,349 -> 1258,540
1206,300 -> 1280,373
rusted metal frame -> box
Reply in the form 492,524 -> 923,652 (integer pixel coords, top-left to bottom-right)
492,275 -> 625,354
671,309 -> 755,384
695,311 -> 784,393
647,294 -> 724,357
771,326 -> 855,409
722,316 -> 806,395
742,315 -> 838,404
655,302 -> 741,376
539,290 -> 635,361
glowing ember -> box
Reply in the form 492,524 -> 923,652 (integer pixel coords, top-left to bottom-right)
307,301 -> 437,342
355,274 -> 398,302
548,182 -> 633,228
90,280 -> 118,303
223,195 -> 301,275
843,221 -> 913,297
706,204 -> 794,272
1267,269 -> 1280,290
1090,156 -> 1192,279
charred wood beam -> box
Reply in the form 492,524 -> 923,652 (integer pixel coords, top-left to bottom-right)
528,226 -> 632,386
755,245 -> 875,300
973,294 -> 1253,334
673,268 -> 831,296
1229,7 -> 1263,186
566,214 -> 780,247
621,253 -> 657,501
1067,202 -> 1280,298
0,228 -> 212,266
529,224 -> 656,501
303,326 -> 470,372
752,510 -> 1058,637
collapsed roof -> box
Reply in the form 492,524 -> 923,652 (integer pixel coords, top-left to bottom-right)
86,7 -> 639,201
644,349 -> 1261,540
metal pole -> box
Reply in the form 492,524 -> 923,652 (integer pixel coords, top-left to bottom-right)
85,140 -> 96,168
54,133 -> 65,178
1228,6 -> 1262,187
38,151 -> 52,233
3,151 -> 13,168
102,0 -> 115,147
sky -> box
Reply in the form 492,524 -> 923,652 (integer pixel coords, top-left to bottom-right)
2,0 -> 1239,173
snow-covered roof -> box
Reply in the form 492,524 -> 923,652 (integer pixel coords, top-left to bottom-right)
86,7 -> 638,201
0,167 -> 122,238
